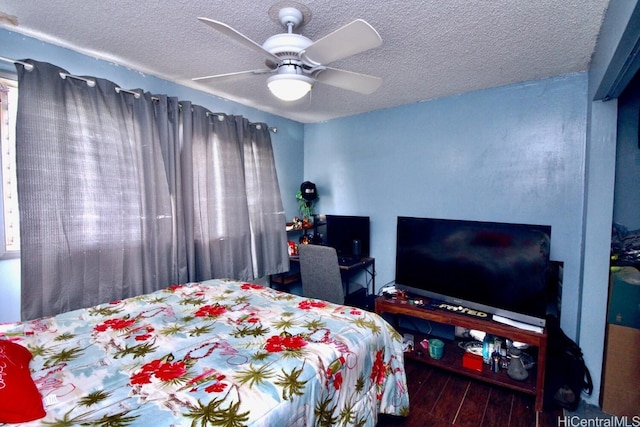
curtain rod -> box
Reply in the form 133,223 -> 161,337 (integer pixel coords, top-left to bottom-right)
203,111 -> 277,133
0,55 -> 277,133
0,55 -> 33,71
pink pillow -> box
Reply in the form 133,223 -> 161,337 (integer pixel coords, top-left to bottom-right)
0,340 -> 46,423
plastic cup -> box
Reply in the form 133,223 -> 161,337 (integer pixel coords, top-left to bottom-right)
428,339 -> 444,360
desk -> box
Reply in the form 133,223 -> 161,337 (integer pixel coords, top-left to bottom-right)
275,256 -> 376,297
338,257 -> 376,296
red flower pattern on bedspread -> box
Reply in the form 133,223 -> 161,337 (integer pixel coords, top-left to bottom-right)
183,368 -> 227,393
194,304 -> 227,318
94,317 -> 136,332
326,355 -> 347,391
298,300 -> 328,310
264,334 -> 308,352
204,379 -> 227,393
371,349 -> 386,386
130,359 -> 188,385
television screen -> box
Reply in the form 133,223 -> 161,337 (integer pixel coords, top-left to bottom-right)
394,216 -> 553,326
325,215 -> 370,259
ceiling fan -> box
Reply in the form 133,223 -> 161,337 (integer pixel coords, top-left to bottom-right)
193,3 -> 383,101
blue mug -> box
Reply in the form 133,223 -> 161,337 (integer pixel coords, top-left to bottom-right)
428,339 -> 444,360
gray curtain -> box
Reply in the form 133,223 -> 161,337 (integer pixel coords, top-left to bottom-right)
239,118 -> 289,278
154,95 -> 190,283
15,60 -> 287,320
188,106 -> 254,281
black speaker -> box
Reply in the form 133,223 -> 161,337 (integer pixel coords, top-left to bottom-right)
352,239 -> 361,258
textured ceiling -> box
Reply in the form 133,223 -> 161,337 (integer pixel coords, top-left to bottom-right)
0,0 -> 610,123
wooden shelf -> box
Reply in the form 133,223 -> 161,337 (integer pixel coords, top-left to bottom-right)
375,296 -> 547,414
404,332 -> 538,396
286,220 -> 326,232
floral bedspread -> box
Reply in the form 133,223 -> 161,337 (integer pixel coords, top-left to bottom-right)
0,279 -> 409,426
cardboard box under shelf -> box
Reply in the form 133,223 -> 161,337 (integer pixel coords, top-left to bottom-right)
601,324 -> 640,416
608,267 -> 640,329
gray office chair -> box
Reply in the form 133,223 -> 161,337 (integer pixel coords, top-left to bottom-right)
297,244 -> 344,305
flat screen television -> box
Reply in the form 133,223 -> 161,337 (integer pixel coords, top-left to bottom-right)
325,215 -> 370,259
394,216 -> 554,327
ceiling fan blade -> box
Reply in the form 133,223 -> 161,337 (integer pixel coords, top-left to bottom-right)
301,19 -> 382,66
198,17 -> 280,64
193,69 -> 273,82
314,67 -> 382,94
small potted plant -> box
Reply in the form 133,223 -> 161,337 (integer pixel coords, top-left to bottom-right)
296,181 -> 318,221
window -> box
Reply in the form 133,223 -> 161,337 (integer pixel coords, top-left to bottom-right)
0,76 -> 19,258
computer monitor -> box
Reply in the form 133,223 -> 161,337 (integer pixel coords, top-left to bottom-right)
325,215 -> 370,259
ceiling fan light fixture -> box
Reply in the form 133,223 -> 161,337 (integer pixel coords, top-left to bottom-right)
267,73 -> 313,101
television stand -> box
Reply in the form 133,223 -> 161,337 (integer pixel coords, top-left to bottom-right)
375,296 -> 548,420
492,314 -> 544,333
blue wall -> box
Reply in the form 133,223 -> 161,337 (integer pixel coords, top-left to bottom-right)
305,74 -> 588,339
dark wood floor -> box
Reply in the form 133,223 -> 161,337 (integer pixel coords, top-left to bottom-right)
377,358 -> 563,427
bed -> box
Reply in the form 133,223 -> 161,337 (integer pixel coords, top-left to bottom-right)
0,278 -> 409,426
